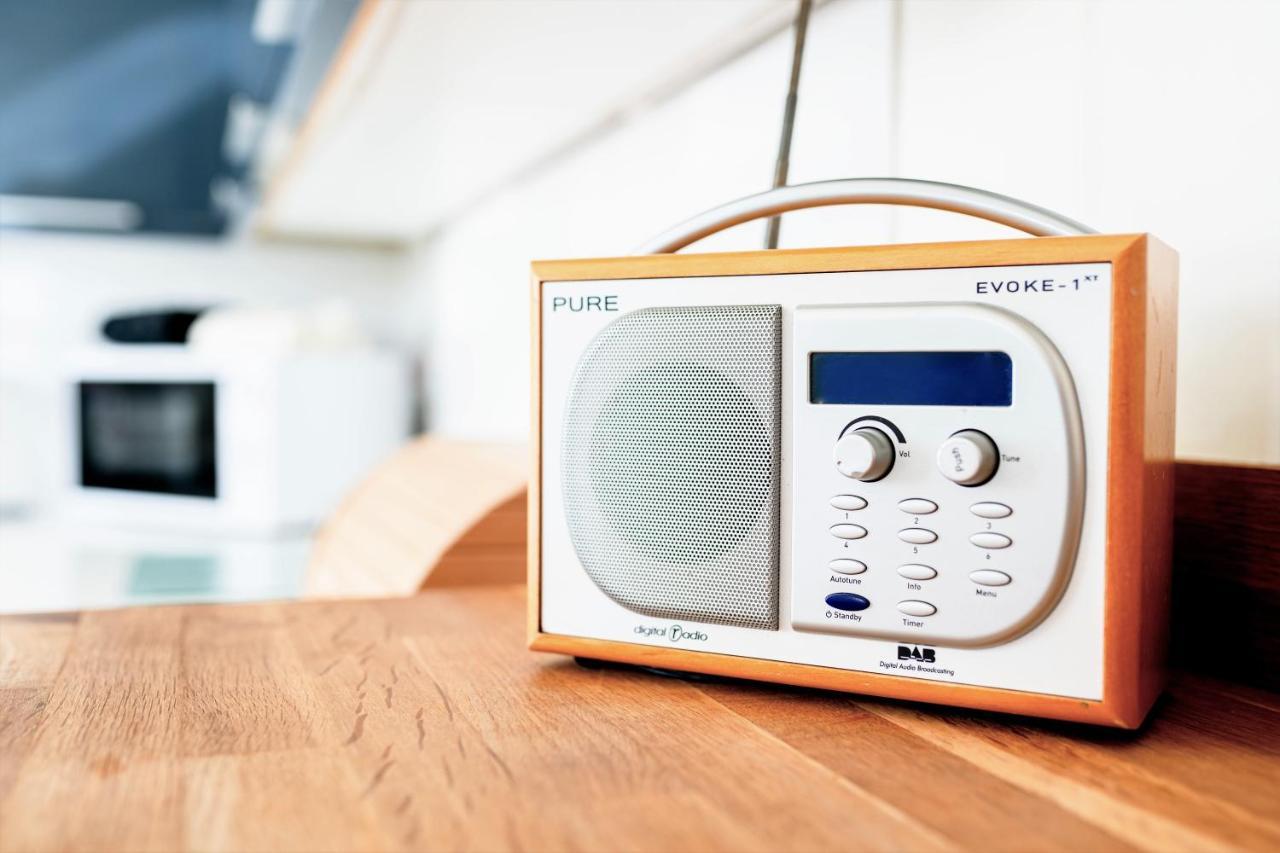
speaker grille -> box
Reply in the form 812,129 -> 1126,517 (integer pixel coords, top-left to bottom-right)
561,305 -> 781,629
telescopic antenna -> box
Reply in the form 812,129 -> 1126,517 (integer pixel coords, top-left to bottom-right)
764,0 -> 813,249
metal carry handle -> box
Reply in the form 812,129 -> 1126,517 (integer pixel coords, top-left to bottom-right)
637,177 -> 1095,254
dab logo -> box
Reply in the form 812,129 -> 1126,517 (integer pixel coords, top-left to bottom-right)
898,645 -> 936,663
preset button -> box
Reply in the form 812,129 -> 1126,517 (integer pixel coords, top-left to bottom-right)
898,528 -> 938,545
830,494 -> 868,511
897,498 -> 938,515
970,502 -> 1012,519
830,524 -> 868,540
970,532 -> 1012,549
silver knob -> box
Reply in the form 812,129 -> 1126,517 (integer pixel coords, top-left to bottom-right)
834,427 -> 895,481
936,430 -> 999,486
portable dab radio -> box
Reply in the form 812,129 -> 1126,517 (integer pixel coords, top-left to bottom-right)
528,181 -> 1178,728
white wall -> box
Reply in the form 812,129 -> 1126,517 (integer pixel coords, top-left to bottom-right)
408,0 -> 897,439
889,0 -> 1280,465
0,230 -> 411,507
407,0 -> 1280,465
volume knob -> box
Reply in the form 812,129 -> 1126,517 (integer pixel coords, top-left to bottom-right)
834,427 -> 895,482
936,429 -> 999,486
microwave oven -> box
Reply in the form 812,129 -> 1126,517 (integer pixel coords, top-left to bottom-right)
61,346 -> 409,534
529,234 -> 1177,728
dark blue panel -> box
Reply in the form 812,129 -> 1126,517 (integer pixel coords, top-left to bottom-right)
0,0 -> 293,235
810,351 -> 1013,407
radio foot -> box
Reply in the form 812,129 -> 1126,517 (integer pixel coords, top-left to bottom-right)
573,657 -> 730,684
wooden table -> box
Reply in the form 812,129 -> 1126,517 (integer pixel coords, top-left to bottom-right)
2,586 -> 1278,852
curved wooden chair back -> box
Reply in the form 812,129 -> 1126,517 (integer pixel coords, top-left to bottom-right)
304,437 -> 528,598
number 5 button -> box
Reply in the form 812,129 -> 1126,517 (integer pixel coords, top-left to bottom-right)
898,528 -> 937,545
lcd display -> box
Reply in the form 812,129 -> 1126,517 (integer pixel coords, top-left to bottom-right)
79,382 -> 217,496
809,351 -> 1013,407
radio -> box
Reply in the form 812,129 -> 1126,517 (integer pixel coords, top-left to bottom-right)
529,182 -> 1177,728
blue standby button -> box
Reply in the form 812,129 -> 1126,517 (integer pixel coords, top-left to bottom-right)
825,593 -> 870,612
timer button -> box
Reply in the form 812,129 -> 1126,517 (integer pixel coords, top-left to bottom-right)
834,427 -> 895,482
937,430 -> 999,486
897,600 -> 937,617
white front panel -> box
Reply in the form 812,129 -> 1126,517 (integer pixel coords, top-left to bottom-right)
789,304 -> 1083,647
540,262 -> 1111,700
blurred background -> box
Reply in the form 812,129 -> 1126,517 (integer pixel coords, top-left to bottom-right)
1,0 -> 1277,613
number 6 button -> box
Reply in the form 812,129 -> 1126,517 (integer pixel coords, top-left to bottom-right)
970,532 -> 1011,549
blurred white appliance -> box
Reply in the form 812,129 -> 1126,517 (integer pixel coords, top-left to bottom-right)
60,345 -> 409,534
0,377 -> 44,514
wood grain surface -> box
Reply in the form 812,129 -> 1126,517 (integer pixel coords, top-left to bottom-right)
2,586 -> 1277,852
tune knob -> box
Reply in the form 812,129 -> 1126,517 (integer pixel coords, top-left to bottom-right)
936,429 -> 999,486
834,427 -> 895,481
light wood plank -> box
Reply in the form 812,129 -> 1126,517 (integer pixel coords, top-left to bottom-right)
703,684 -> 1135,852
0,613 -> 79,805
1,587 -> 1277,852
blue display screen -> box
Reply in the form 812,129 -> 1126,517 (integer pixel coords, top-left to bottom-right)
809,351 -> 1013,406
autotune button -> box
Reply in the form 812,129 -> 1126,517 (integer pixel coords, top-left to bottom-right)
970,532 -> 1012,549
830,494 -> 868,511
830,523 -> 868,540
897,600 -> 937,617
970,501 -> 1012,519
897,564 -> 937,581
828,559 -> 867,575
897,498 -> 938,515
970,570 -> 1012,586
825,593 -> 870,612
897,528 -> 938,545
